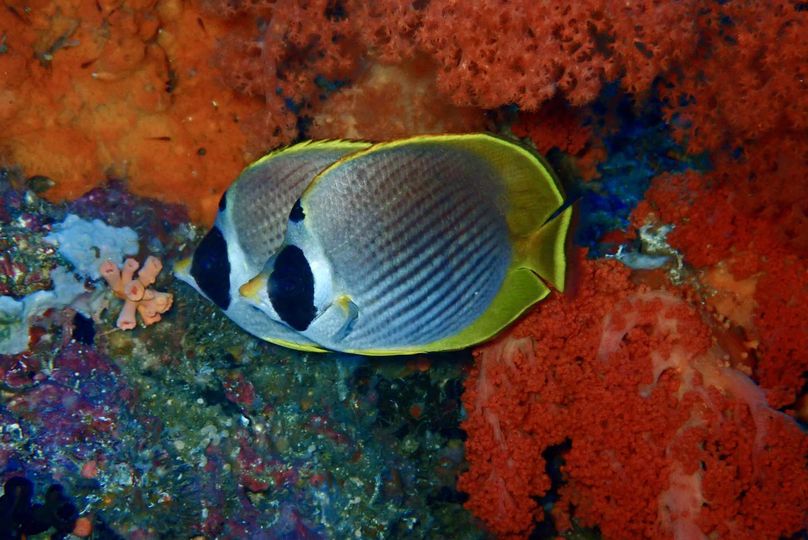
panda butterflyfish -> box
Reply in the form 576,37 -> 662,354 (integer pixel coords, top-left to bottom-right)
239,133 -> 572,355
174,140 -> 371,351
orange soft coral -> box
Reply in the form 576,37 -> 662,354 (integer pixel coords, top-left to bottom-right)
99,256 -> 173,330
459,256 -> 808,539
0,0 -> 264,223
308,58 -> 486,141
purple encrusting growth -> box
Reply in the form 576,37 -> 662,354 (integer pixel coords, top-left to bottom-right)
0,172 -> 481,538
4,344 -> 130,452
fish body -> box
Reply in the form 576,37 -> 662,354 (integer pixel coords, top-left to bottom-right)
241,134 -> 571,355
174,140 -> 371,350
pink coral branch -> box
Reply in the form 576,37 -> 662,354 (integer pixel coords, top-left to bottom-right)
100,257 -> 173,330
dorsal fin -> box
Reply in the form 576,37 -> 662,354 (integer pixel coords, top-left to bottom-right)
225,140 -> 372,271
243,139 -> 372,172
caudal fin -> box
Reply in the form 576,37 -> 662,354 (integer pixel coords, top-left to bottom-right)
524,204 -> 573,291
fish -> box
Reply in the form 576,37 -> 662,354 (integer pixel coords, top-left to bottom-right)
239,133 -> 572,355
174,140 -> 371,351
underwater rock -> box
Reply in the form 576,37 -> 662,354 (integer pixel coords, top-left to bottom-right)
0,268 -> 86,355
0,477 -> 78,540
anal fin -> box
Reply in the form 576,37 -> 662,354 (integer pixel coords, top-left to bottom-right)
417,268 -> 550,353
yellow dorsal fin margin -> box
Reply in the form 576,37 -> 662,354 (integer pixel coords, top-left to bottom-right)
244,140 -> 373,173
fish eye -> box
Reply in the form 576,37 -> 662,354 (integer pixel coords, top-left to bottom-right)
190,226 -> 231,310
289,199 -> 305,222
268,245 -> 316,331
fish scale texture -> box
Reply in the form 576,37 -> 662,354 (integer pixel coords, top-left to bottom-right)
303,145 -> 511,349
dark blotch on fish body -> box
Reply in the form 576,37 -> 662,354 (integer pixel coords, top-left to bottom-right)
190,226 -> 231,310
269,245 -> 316,331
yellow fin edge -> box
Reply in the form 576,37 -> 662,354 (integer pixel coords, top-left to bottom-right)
245,140 -> 373,173
300,133 -> 561,204
263,336 -> 328,353
525,206 -> 573,292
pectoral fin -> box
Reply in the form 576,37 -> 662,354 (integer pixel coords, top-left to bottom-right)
310,294 -> 359,342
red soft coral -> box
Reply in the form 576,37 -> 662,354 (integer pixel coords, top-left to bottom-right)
511,98 -> 592,156
349,0 -> 423,63
660,1 -> 807,153
640,134 -> 808,409
609,0 -> 701,95
207,0 -> 360,150
205,0 -> 702,149
753,255 -> 808,409
416,2 -> 618,109
414,0 -> 699,108
460,256 -> 808,539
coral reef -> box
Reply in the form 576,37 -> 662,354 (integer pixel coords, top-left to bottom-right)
0,0 -> 710,222
45,214 -> 139,280
634,133 -> 808,412
0,267 -> 86,355
0,476 -> 80,539
659,1 -> 807,153
416,0 -> 699,108
308,59 -> 486,141
459,257 -> 808,539
0,175 -> 481,538
0,0 -> 805,538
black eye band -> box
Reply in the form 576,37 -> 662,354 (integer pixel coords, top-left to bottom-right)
289,199 -> 305,222
190,226 -> 231,310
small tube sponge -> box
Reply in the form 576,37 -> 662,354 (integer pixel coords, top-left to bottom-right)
99,256 -> 173,330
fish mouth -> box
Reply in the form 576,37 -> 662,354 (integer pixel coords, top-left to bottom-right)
172,256 -> 192,280
239,272 -> 267,302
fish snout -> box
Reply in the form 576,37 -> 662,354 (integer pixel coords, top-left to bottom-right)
173,256 -> 192,279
